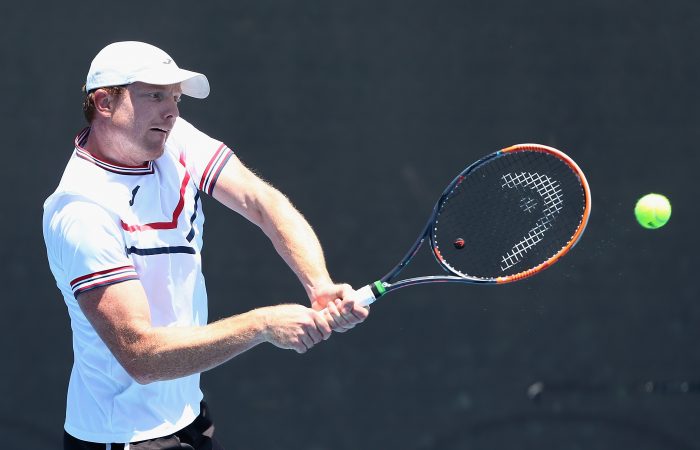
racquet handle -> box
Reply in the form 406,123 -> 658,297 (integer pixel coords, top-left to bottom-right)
350,284 -> 378,307
316,284 -> 377,317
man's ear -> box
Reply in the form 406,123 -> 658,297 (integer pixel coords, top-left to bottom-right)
93,89 -> 116,118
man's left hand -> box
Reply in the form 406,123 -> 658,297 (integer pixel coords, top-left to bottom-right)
310,283 -> 370,333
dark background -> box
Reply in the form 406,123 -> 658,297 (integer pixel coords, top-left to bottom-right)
2,1 -> 699,449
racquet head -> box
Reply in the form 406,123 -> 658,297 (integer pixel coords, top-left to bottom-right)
429,144 -> 590,283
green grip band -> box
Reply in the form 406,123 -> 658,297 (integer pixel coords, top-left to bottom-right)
373,281 -> 387,297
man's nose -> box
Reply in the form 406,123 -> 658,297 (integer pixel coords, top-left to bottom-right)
164,100 -> 179,119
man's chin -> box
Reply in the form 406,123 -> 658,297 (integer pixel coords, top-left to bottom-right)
143,139 -> 167,161
149,146 -> 166,161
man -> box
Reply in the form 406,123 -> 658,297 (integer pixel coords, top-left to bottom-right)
43,41 -> 369,450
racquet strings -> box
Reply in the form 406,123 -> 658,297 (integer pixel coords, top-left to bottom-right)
433,150 -> 587,279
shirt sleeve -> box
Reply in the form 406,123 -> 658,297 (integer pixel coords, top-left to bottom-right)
168,117 -> 235,195
46,198 -> 139,298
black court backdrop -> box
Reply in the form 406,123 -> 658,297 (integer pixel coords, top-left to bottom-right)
2,1 -> 699,449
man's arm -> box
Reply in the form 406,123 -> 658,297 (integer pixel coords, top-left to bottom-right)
76,156 -> 367,384
78,280 -> 332,384
210,155 -> 369,330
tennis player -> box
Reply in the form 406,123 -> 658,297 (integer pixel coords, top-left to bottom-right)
43,41 -> 369,450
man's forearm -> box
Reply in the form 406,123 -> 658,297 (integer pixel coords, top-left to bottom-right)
118,309 -> 268,384
210,157 -> 335,299
256,189 -> 334,296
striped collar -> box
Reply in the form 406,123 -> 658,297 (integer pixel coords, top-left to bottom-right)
74,128 -> 155,175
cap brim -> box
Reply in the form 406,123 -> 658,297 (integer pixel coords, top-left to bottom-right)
133,67 -> 210,99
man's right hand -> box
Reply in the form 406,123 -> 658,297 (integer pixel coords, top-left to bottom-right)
258,304 -> 333,353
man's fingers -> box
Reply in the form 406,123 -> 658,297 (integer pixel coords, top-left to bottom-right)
305,322 -> 325,344
264,304 -> 340,352
351,304 -> 370,321
298,333 -> 314,352
329,299 -> 354,330
312,311 -> 333,340
339,298 -> 356,315
338,297 -> 370,324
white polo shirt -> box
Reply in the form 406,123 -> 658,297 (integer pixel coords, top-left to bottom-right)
42,117 -> 233,443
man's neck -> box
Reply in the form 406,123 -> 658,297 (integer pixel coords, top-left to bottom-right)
83,122 -> 141,167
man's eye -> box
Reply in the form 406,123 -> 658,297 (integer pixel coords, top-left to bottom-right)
151,92 -> 164,100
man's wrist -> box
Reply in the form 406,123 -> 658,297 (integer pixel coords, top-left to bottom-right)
304,277 -> 335,301
246,307 -> 272,343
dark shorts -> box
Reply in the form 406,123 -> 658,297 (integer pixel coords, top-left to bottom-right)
63,401 -> 224,450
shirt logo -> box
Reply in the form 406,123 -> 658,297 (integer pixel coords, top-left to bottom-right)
129,185 -> 141,206
163,59 -> 172,64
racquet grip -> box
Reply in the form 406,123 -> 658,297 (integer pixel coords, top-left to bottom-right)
352,284 -> 377,307
316,284 -> 377,317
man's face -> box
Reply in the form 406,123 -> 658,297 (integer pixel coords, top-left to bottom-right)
109,82 -> 182,163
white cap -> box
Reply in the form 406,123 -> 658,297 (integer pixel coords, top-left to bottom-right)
85,41 -> 210,99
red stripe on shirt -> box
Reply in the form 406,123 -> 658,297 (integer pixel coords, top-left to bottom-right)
70,265 -> 135,286
73,274 -> 140,296
120,171 -> 191,232
199,143 -> 227,191
206,151 -> 233,195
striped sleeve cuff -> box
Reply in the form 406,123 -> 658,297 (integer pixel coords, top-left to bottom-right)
199,144 -> 234,195
70,265 -> 139,298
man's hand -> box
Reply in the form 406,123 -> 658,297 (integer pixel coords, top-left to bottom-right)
259,304 -> 333,353
309,283 -> 370,333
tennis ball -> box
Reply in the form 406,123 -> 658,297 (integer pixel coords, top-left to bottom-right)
634,193 -> 671,229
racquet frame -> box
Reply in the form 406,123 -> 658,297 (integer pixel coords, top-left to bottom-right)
360,143 -> 591,304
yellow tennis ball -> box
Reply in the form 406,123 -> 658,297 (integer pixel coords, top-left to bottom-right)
634,193 -> 671,229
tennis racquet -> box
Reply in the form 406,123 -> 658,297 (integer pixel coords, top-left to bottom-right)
346,143 -> 591,308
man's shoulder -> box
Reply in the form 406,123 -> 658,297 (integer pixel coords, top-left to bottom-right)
44,155 -> 133,218
166,116 -> 221,152
169,116 -> 196,140
42,190 -> 121,257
